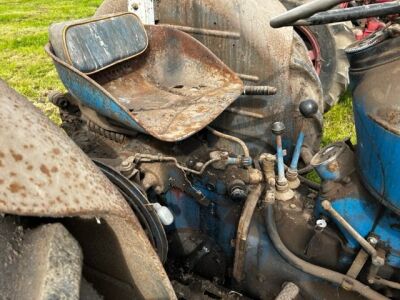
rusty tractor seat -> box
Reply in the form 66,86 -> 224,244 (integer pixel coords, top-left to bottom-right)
46,12 -> 243,142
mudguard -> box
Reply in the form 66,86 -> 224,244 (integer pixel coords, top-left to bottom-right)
0,80 -> 176,299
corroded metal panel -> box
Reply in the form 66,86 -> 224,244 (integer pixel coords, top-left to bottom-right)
47,23 -> 243,142
0,80 -> 176,299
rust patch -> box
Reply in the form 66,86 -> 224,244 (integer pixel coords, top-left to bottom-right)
52,148 -> 61,155
40,164 -> 51,177
370,107 -> 400,135
8,182 -> 25,193
328,161 -> 339,172
10,149 -> 23,162
51,166 -> 58,173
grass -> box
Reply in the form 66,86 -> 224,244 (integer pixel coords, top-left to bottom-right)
322,91 -> 356,145
0,0 -> 102,124
0,0 -> 357,144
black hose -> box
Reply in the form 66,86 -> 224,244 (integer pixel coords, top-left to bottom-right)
270,0 -> 352,28
293,2 -> 400,26
264,203 -> 388,300
298,174 -> 320,191
298,164 -> 313,175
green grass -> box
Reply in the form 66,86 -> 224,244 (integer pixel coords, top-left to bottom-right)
0,0 -> 356,145
322,91 -> 356,145
0,0 -> 102,124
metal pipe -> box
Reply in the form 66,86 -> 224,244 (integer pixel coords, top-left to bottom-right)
131,153 -> 219,175
264,203 -> 389,300
233,184 -> 263,281
206,126 -> 250,158
237,73 -> 260,82
321,200 -> 384,266
293,2 -> 400,26
290,132 -> 304,170
374,277 -> 400,290
225,107 -> 265,119
161,24 -> 240,39
270,0 -> 352,28
276,135 -> 286,183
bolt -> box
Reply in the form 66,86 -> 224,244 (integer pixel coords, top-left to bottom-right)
121,160 -> 130,167
131,3 -> 139,10
271,121 -> 285,136
289,203 -> 296,209
368,236 -> 378,246
316,219 -> 327,229
231,187 -> 247,201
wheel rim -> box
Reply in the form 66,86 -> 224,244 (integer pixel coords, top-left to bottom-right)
295,26 -> 322,75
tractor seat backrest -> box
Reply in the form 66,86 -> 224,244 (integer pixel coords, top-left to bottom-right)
48,13 -> 148,75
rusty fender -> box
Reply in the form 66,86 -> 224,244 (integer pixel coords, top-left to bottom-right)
0,80 -> 176,299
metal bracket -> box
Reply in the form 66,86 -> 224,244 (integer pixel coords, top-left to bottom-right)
128,0 -> 155,24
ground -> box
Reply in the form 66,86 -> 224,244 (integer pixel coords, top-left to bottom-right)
0,0 -> 355,144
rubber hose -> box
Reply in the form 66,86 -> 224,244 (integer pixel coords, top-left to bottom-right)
264,203 -> 388,300
298,174 -> 320,190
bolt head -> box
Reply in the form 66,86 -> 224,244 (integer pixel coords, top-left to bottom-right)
231,187 -> 247,201
368,236 -> 378,245
316,219 -> 327,229
271,122 -> 285,135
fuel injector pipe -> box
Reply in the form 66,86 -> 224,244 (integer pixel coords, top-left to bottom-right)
264,203 -> 388,300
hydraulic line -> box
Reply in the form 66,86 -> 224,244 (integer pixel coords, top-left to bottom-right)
206,126 -> 250,158
264,203 -> 388,300
130,153 -> 220,175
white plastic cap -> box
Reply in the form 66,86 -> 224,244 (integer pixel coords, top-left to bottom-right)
153,203 -> 174,226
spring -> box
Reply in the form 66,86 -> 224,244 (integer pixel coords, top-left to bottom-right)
87,120 -> 125,143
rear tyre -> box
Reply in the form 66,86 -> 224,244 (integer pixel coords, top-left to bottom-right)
280,0 -> 354,111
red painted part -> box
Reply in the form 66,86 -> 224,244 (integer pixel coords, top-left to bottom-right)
340,1 -> 393,40
296,26 -> 322,75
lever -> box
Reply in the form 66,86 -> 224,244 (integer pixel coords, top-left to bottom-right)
286,100 -> 320,189
272,122 -> 294,201
272,122 -> 286,185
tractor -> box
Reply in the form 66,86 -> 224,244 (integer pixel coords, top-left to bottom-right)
0,0 -> 399,299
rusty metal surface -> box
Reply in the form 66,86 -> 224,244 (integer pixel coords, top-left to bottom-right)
156,0 -> 323,154
93,25 -> 243,141
48,22 -> 243,142
93,0 -> 323,154
0,80 -> 176,299
0,82 -> 126,217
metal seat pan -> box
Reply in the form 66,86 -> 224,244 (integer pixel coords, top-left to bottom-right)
47,25 -> 243,142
